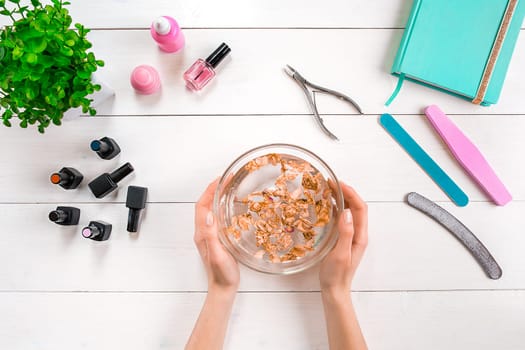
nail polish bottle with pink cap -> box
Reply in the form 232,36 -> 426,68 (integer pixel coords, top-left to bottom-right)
150,16 -> 185,53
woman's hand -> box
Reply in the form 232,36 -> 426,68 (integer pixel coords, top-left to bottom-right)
319,182 -> 369,350
194,179 -> 240,294
319,182 -> 368,295
186,179 -> 240,350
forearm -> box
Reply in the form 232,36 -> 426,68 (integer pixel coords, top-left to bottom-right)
185,287 -> 236,350
321,289 -> 367,350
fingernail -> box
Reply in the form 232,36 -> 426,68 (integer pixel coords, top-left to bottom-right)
206,211 -> 214,226
344,209 -> 353,224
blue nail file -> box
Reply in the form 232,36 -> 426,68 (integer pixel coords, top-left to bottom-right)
379,113 -> 469,207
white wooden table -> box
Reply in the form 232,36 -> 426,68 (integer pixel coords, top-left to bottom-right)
1,1 -> 525,349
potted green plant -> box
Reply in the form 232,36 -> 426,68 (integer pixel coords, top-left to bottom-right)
0,0 -> 105,133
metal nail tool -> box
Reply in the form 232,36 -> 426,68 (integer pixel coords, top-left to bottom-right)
407,192 -> 502,280
284,65 -> 363,141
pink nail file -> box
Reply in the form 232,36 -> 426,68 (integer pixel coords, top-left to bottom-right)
424,105 -> 512,206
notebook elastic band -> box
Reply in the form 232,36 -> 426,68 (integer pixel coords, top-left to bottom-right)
385,73 -> 405,106
473,0 -> 518,104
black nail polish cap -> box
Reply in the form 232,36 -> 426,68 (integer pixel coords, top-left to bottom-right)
88,163 -> 134,199
49,206 -> 81,226
50,167 -> 83,190
82,220 -> 112,241
126,186 -> 148,232
205,43 -> 231,69
110,162 -> 134,183
90,136 -> 121,160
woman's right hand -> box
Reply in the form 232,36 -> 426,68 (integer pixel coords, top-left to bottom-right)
194,179 -> 240,295
319,182 -> 368,295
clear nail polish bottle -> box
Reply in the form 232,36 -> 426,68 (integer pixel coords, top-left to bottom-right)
183,43 -> 231,91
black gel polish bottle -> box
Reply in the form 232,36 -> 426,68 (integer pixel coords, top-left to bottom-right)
90,137 -> 121,160
82,221 -> 112,241
50,167 -> 83,190
126,186 -> 148,232
88,162 -> 134,198
48,206 -> 81,226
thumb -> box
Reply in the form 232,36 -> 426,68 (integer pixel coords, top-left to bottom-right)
334,209 -> 354,255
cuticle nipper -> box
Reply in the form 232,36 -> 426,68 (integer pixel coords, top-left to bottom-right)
284,64 -> 363,141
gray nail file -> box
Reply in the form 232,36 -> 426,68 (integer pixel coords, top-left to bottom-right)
406,192 -> 502,280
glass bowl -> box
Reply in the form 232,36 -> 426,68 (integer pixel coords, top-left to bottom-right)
214,144 -> 344,274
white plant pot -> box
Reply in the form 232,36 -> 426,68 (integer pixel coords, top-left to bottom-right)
62,73 -> 115,121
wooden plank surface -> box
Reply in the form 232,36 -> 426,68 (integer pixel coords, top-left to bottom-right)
1,291 -> 524,350
0,115 -> 522,203
1,202 -> 523,291
1,0 -> 524,348
0,0 -> 414,28
83,29 -> 525,116
2,0 -> 525,29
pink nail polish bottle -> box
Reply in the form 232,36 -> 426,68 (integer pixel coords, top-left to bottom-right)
150,16 -> 185,53
183,43 -> 231,91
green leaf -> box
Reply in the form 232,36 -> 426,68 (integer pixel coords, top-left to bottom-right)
12,46 -> 23,59
24,87 -> 36,99
23,52 -> 38,64
59,46 -> 73,56
0,10 -> 12,16
0,47 -> 5,61
30,19 -> 46,32
18,28 -> 45,41
3,119 -> 12,127
2,37 -> 15,48
25,37 -> 47,53
38,54 -> 54,68
2,109 -> 13,120
36,12 -> 50,24
45,94 -> 57,106
51,116 -> 61,125
76,69 -> 90,79
8,0 -> 21,4
28,72 -> 41,81
57,88 -> 65,99
53,55 -> 69,66
20,119 -> 27,128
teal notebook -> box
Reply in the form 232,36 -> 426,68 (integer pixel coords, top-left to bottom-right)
388,0 -> 525,106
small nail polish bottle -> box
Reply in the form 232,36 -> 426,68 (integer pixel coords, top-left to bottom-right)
150,16 -> 185,53
50,167 -> 84,190
183,43 -> 231,91
126,186 -> 148,233
49,206 -> 81,226
90,136 -> 121,160
88,162 -> 134,198
82,221 -> 112,241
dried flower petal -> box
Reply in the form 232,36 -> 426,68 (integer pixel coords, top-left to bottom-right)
226,153 -> 333,263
